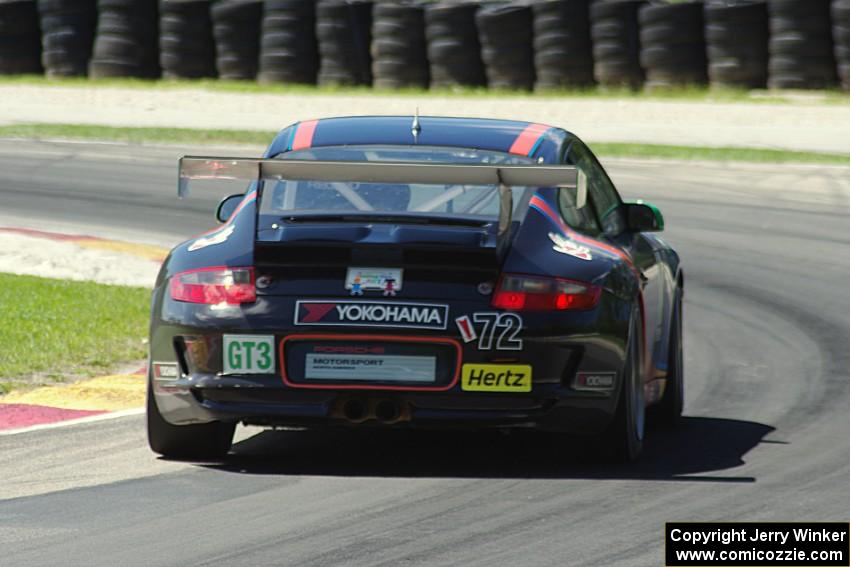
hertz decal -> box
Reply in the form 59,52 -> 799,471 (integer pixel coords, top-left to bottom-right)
461,364 -> 532,393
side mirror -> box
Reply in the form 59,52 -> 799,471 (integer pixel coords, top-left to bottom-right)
624,200 -> 664,232
215,194 -> 244,223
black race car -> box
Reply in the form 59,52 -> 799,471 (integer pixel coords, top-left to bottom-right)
147,116 -> 683,462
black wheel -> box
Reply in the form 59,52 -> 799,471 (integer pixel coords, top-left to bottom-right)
651,288 -> 684,425
146,381 -> 235,460
599,308 -> 645,462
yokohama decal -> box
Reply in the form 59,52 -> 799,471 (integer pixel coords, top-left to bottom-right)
509,123 -> 551,156
295,300 -> 448,330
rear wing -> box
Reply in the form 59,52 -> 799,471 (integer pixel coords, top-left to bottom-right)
178,157 -> 577,235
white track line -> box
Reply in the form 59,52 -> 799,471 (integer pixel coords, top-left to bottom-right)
0,407 -> 144,437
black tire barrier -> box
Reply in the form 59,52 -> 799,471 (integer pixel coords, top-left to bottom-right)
0,0 -> 42,75
89,0 -> 159,78
211,0 -> 262,81
316,0 -> 372,87
371,1 -> 428,89
37,0 -> 96,77
159,0 -> 215,79
425,2 -> 486,89
833,0 -> 850,90
639,1 -> 708,89
767,0 -> 837,89
258,0 -> 318,85
532,0 -> 594,90
590,0 -> 646,88
704,1 -> 768,89
476,3 -> 535,91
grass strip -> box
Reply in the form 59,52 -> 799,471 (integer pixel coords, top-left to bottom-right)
0,123 -> 272,146
2,122 -> 849,165
591,142 -> 850,165
0,273 -> 149,385
1,74 -> 848,104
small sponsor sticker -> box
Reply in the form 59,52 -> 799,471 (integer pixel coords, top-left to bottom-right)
346,267 -> 403,296
188,224 -> 235,252
152,362 -> 179,381
222,334 -> 275,374
455,315 -> 477,343
549,232 -> 593,261
295,300 -> 448,330
461,364 -> 532,393
574,371 -> 616,391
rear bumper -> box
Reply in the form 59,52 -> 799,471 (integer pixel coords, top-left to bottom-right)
152,374 -> 618,435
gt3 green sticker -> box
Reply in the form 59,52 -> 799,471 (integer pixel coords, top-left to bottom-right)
223,335 -> 275,374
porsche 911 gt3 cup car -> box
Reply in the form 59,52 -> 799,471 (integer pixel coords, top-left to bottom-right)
147,116 -> 683,462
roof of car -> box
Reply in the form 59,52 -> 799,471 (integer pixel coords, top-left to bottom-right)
265,116 -> 572,163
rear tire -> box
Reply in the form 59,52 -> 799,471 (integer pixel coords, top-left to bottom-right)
651,289 -> 684,425
599,309 -> 645,462
146,382 -> 235,460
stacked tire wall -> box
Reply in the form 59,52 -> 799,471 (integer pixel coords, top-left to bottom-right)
767,0 -> 837,89
38,0 -> 97,77
0,0 -> 42,75
371,1 -> 428,89
316,0 -> 372,86
639,2 -> 707,88
704,1 -> 768,89
2,0 -> 850,94
476,4 -> 535,91
532,0 -> 594,89
425,2 -> 486,89
591,0 -> 646,88
159,0 -> 216,79
832,0 -> 850,90
211,0 -> 262,80
89,0 -> 159,78
259,0 -> 318,84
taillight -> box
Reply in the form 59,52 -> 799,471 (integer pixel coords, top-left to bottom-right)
169,266 -> 256,305
492,274 -> 601,311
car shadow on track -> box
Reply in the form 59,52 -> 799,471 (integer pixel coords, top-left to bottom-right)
200,416 -> 775,483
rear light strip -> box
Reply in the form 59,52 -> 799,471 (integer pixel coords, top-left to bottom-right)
492,273 -> 601,311
170,266 -> 256,305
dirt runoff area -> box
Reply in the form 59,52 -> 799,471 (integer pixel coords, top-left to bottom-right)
0,84 -> 848,154
0,228 -> 164,288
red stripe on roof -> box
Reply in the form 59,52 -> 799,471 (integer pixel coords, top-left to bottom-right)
509,123 -> 550,156
291,119 -> 319,151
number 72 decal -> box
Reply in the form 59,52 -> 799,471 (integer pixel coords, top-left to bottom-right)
455,313 -> 523,350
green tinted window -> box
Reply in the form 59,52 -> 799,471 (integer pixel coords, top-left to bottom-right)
566,142 -> 625,235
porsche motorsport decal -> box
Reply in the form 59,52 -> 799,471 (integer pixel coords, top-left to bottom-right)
455,312 -> 523,350
461,363 -> 532,392
295,300 -> 448,330
549,232 -> 593,260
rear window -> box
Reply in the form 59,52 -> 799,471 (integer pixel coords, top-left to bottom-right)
260,145 -> 535,221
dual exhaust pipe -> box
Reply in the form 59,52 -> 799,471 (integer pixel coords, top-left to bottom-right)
334,397 -> 410,425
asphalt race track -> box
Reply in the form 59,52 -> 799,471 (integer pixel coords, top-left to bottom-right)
1,140 -> 849,566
